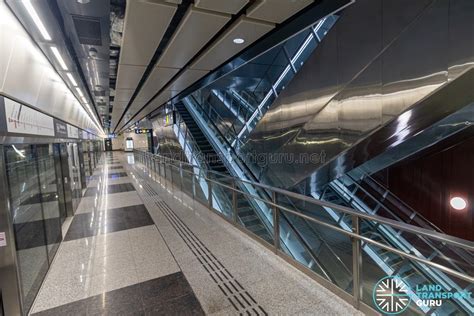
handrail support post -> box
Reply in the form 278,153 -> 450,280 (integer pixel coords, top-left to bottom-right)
352,214 -> 361,309
207,177 -> 212,209
273,192 -> 280,253
232,179 -> 238,223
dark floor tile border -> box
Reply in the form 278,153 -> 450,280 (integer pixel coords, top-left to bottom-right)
107,172 -> 129,178
83,183 -> 135,197
14,217 -> 62,250
31,273 -> 204,316
63,204 -> 153,241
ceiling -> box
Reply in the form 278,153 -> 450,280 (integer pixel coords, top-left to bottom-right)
111,0 -> 318,133
6,0 -> 328,135
6,0 -> 109,133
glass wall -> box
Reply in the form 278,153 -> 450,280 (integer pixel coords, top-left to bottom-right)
2,140 -> 101,313
82,141 -> 92,185
4,144 -> 62,313
66,143 -> 83,212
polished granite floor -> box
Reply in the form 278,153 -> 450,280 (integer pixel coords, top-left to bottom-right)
30,152 -> 362,315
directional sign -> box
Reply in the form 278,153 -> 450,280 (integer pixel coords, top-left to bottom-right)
135,129 -> 150,134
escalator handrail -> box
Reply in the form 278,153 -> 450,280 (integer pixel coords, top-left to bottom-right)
363,174 -> 444,232
154,150 -> 347,286
170,106 -> 344,283
345,173 -> 474,266
335,174 -> 474,273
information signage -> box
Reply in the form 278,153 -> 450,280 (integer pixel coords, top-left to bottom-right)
54,119 -> 68,138
67,124 -> 79,138
135,129 -> 151,134
4,98 -> 55,136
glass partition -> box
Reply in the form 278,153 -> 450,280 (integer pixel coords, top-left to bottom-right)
4,145 -> 59,313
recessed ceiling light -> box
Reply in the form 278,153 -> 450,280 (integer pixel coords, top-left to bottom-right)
450,197 -> 467,210
50,47 -> 68,71
22,0 -> 51,41
233,38 -> 245,44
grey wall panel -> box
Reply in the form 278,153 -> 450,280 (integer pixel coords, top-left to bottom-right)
381,0 -> 433,47
151,110 -> 186,160
335,0 -> 383,84
447,0 -> 474,80
381,0 -> 449,123
241,0 -> 473,190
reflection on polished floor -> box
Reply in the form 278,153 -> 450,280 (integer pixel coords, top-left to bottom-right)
30,152 -> 361,315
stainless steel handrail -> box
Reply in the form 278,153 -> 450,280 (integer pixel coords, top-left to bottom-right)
336,173 -> 473,270
135,150 -> 474,282
134,149 -> 474,315
173,111 -> 341,283
137,149 -> 473,252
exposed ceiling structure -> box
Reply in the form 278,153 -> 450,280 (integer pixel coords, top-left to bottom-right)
112,0 -> 317,133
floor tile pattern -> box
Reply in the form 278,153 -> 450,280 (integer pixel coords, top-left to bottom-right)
83,183 -> 135,197
129,154 -> 363,316
156,200 -> 267,315
32,272 -> 204,316
64,204 -> 154,241
15,218 -> 62,250
30,152 -> 361,316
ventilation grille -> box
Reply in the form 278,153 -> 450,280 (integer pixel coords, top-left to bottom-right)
94,90 -> 106,97
72,15 -> 102,46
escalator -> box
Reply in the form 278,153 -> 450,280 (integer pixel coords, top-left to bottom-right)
181,95 -> 356,293
317,176 -> 474,314
162,1 -> 474,314
175,102 -> 273,243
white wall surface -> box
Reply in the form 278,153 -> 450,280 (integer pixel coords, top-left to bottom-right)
122,132 -> 148,149
0,1 -> 103,135
111,134 -> 124,150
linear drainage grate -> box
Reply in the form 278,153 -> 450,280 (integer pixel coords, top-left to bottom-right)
155,200 -> 267,315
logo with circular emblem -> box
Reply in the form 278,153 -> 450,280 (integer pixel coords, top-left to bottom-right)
373,276 -> 411,314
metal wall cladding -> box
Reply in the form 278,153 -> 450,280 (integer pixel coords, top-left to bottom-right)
240,0 -> 474,189
0,2 -> 101,134
152,111 -> 185,160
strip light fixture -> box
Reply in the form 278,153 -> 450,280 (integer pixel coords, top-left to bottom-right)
22,0 -> 52,41
66,73 -> 78,86
75,87 -> 84,98
50,47 -> 68,70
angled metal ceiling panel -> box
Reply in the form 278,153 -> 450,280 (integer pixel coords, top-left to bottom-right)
247,0 -> 314,24
168,69 -> 209,91
112,0 -> 177,131
115,65 -> 146,90
190,16 -> 274,71
140,92 -> 172,118
119,0 -> 177,66
157,6 -> 231,69
135,66 -> 180,103
115,89 -> 135,102
194,0 -> 249,15
119,90 -> 174,131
